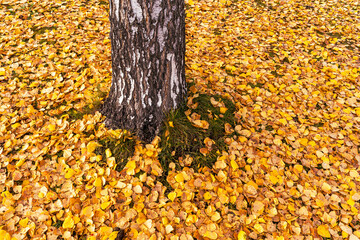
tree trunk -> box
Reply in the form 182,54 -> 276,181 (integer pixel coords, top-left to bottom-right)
101,0 -> 186,142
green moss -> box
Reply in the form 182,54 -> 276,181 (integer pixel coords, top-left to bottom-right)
52,220 -> 63,228
158,93 -> 238,174
95,132 -> 138,172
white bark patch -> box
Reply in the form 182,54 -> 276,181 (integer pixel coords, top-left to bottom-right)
157,91 -> 162,107
130,0 -> 143,21
156,8 -> 172,52
167,53 -> 179,107
157,26 -> 166,52
131,25 -> 138,36
151,0 -> 162,20
117,69 -> 125,105
113,0 -> 119,20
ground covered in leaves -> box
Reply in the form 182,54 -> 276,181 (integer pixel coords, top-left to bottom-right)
1,0 -> 360,239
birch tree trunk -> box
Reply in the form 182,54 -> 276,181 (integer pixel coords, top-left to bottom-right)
101,0 -> 186,142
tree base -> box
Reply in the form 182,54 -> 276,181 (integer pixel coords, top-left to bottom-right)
100,101 -> 161,143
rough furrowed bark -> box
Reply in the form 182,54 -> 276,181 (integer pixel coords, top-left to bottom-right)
101,0 -> 186,143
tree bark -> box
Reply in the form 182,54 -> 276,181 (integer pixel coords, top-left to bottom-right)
101,0 -> 186,142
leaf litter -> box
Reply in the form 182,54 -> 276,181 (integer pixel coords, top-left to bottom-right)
0,0 -> 360,239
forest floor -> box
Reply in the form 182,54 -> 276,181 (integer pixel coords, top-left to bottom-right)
1,0 -> 360,239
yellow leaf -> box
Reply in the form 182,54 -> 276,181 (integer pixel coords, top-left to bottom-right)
99,226 -> 113,236
145,150 -> 153,157
19,218 -> 29,227
220,107 -> 228,114
254,223 -> 264,233
269,207 -> 278,216
165,225 -> 174,234
230,160 -> 238,170
239,129 -> 251,137
11,123 -> 21,129
125,160 -> 136,175
238,231 -> 247,240
247,180 -> 258,189
273,138 -> 282,146
316,199 -> 324,208
204,192 -> 212,200
73,215 -> 80,224
279,119 -> 287,125
38,185 -> 48,199
63,149 -> 72,159
299,138 -> 308,146
107,157 -> 116,168
316,150 -> 324,158
317,225 -> 331,238
277,129 -> 285,136
0,230 -> 11,240
125,160 -> 136,169
98,168 -> 105,175
48,124 -> 56,132
244,181 -> 258,195
65,168 -> 75,179
16,158 -> 26,168
94,177 -> 103,187
211,211 -> 221,222
175,173 -> 184,183
108,231 -> 119,240
168,121 -> 174,127
321,182 -> 332,193
123,188 -> 133,197
192,119 -> 209,129
294,164 -> 303,173
101,201 -> 111,210
203,231 -> 217,239
105,148 -> 112,158
238,136 -> 247,143
269,175 -> 278,185
0,68 -> 5,76
292,86 -> 300,92
134,202 -> 145,212
87,141 -> 100,153
185,214 -> 198,225
63,215 -> 75,229
218,188 -> 229,204
81,206 -> 93,218
168,192 -> 177,201
4,140 -> 11,149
